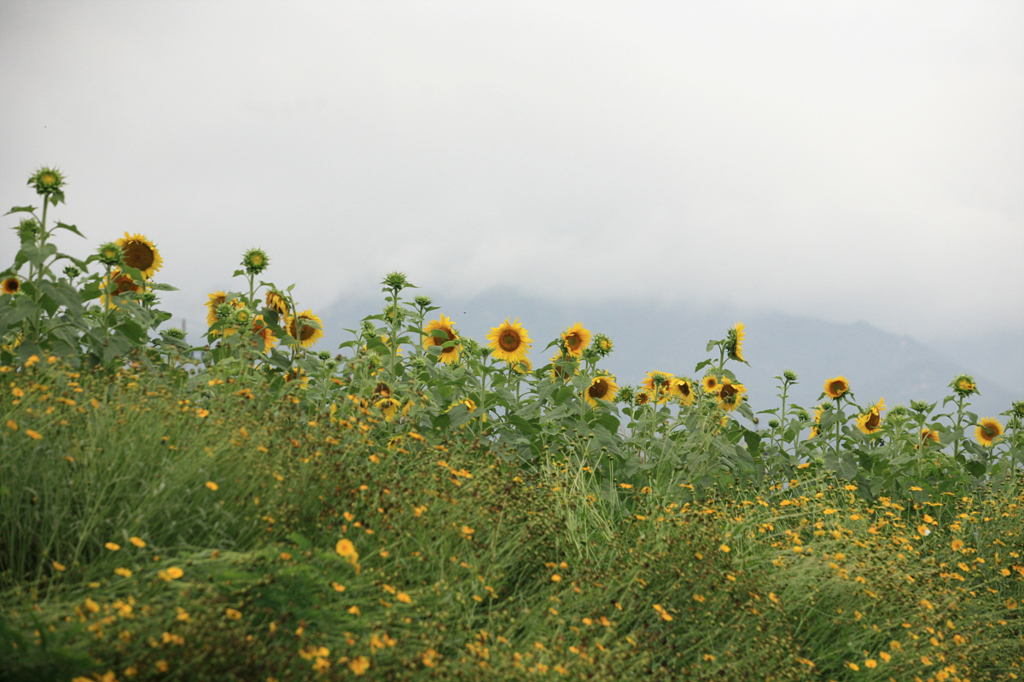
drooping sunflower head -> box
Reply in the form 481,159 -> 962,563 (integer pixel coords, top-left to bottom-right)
560,323 -> 592,358
265,290 -> 289,317
725,322 -> 746,363
423,314 -> 461,365
673,377 -> 695,406
242,247 -> 270,275
950,374 -> 978,398
487,318 -> 532,364
1,277 -> 20,295
375,397 -> 401,422
974,418 -> 1003,446
250,316 -> 278,353
287,310 -> 324,349
701,374 -> 720,394
921,428 -> 941,445
116,233 -> 163,279
584,374 -> 619,407
824,376 -> 850,400
856,397 -> 886,435
716,378 -> 747,412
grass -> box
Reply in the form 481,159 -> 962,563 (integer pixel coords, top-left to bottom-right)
2,359 -> 1022,681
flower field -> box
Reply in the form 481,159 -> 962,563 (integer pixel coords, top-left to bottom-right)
1,168 -> 1023,681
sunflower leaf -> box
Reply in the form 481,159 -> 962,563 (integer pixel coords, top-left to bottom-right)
54,221 -> 85,238
4,205 -> 36,215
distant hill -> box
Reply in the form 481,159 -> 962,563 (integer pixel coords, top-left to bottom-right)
320,289 -> 1021,422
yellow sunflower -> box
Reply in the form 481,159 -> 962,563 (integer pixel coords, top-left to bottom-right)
423,314 -> 461,365
726,322 -> 746,363
265,290 -> 289,316
716,378 -> 747,412
115,232 -> 163,279
284,366 -> 309,389
549,352 -> 578,383
701,374 -> 720,394
975,418 -> 1003,446
642,371 -> 674,403
824,376 -> 850,400
855,397 -> 886,435
584,374 -> 619,407
375,397 -> 400,422
673,378 -> 695,406
373,382 -> 391,399
921,428 -> 940,445
251,316 -> 278,354
288,310 -> 324,349
1,277 -> 20,295
635,388 -> 653,406
511,358 -> 532,374
561,322 -> 591,358
809,406 -> 824,440
206,291 -> 227,326
487,318 -> 532,364
102,269 -> 143,309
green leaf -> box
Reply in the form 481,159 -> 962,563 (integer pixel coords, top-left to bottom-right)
54,221 -> 85,238
694,359 -> 713,373
4,205 -> 36,215
964,460 -> 987,478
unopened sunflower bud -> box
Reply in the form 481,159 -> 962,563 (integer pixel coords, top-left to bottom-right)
950,374 -> 978,397
232,306 -> 254,326
17,219 -> 40,240
317,350 -> 332,361
767,419 -> 781,429
63,265 -> 81,279
617,385 -> 636,405
98,242 -> 124,266
242,248 -> 269,275
414,295 -> 433,308
215,303 -> 234,320
381,271 -> 409,291
593,333 -> 614,357
28,166 -> 65,195
783,369 -> 798,383
164,328 -> 186,340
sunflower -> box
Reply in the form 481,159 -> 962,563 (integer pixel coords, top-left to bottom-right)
116,233 -> 163,279
855,397 -> 886,435
561,323 -> 592,358
701,374 -> 720,394
673,378 -> 695,406
284,366 -> 309,389
102,269 -> 143,308
372,382 -> 391,399
809,406 -> 824,439
824,376 -> 850,400
635,388 -> 653,406
584,374 -> 619,407
511,358 -> 532,375
716,378 -> 747,412
975,418 -> 1003,446
549,352 -> 578,383
423,314 -> 461,365
251,316 -> 278,354
921,428 -> 940,445
1,277 -> 19,295
265,290 -> 289,317
206,292 -> 227,326
642,371 -> 675,403
288,310 -> 324,349
950,374 -> 978,397
375,397 -> 400,422
487,318 -> 532,364
726,322 -> 746,363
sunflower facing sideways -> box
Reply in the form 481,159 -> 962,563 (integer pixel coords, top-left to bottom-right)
716,378 -> 747,412
975,418 -> 1003,447
102,269 -> 143,308
251,316 -> 278,354
673,377 -> 696,406
725,322 -> 747,364
116,232 -> 163,279
265,290 -> 289,317
487,318 -> 532,365
856,397 -> 886,435
584,374 -> 619,407
287,310 -> 324,349
423,314 -> 461,365
561,323 -> 591,358
824,376 -> 850,400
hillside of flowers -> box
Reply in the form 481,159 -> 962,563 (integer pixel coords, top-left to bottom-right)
1,167 -> 1022,681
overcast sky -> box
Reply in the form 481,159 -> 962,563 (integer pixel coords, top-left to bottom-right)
2,1 -> 1022,347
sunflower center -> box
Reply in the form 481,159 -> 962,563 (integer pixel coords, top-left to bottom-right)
679,382 -> 690,397
499,332 -> 519,351
566,335 -> 580,350
590,379 -> 609,400
829,381 -> 846,396
123,242 -> 155,271
865,410 -> 880,430
720,383 -> 737,401
113,273 -> 138,295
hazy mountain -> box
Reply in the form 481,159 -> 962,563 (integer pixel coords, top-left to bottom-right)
320,289 -> 1021,422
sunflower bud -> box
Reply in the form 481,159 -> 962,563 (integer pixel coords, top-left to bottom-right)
950,374 -> 978,397
98,242 -> 124,266
888,404 -> 908,418
242,248 -> 270,275
1012,401 -> 1024,419
794,407 -> 811,422
592,333 -> 614,357
216,303 -> 234,320
381,271 -> 410,292
767,419 -> 781,429
17,218 -> 40,241
382,303 -> 406,326
28,166 -> 66,196
164,327 -> 186,340
783,369 -> 798,383
414,295 -> 433,309
232,306 -> 254,326
317,350 -> 332,361
63,265 -> 81,280
140,292 -> 157,306
617,385 -> 635,405
361,320 -> 378,339
910,400 -> 935,414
